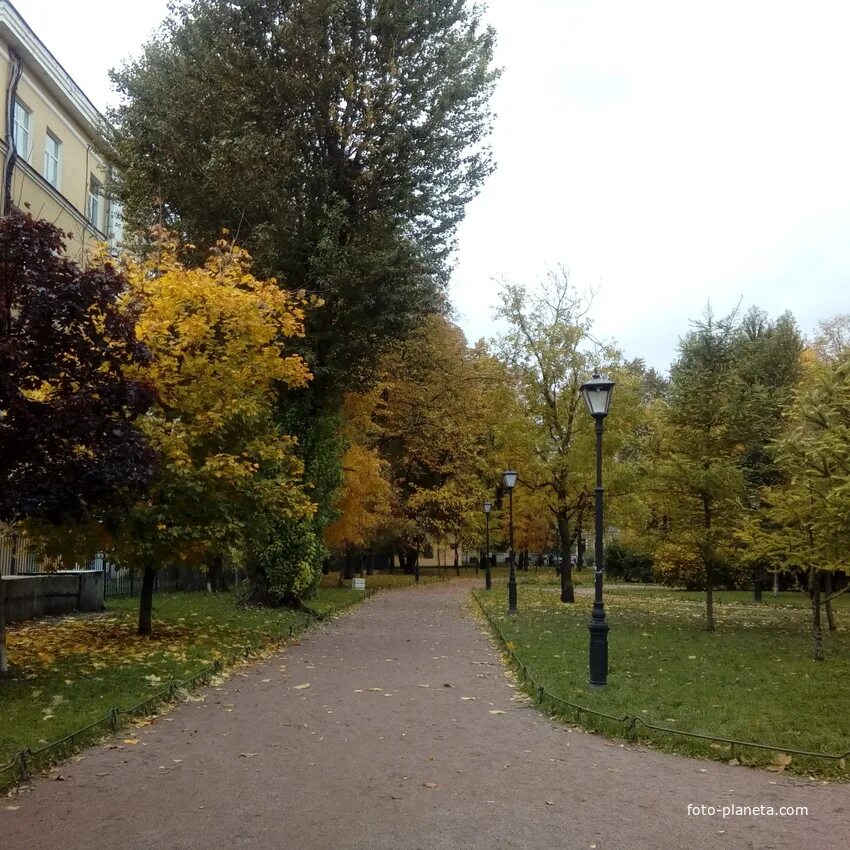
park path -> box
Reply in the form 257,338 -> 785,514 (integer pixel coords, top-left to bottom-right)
1,583 -> 847,850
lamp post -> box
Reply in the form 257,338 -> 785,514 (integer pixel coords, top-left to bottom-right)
580,372 -> 615,688
483,501 -> 493,590
502,469 -> 518,614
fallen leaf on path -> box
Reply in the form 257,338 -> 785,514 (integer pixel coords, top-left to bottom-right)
422,782 -> 438,789
488,710 -> 506,715
460,697 -> 476,701
123,739 -> 140,745
239,753 -> 259,758
545,801 -> 555,806
293,683 -> 311,690
367,687 -> 383,692
766,754 -> 792,772
4,806 -> 20,811
442,683 -> 454,688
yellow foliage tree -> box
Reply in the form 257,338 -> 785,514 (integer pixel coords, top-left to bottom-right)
324,392 -> 393,566
115,232 -> 316,633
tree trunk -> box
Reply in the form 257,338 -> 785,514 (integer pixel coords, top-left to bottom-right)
824,571 -> 836,632
810,568 -> 824,661
773,571 -> 780,596
340,549 -> 355,585
399,547 -> 417,575
366,551 -> 375,576
454,547 -> 459,576
207,553 -> 223,594
138,565 -> 157,635
0,577 -> 8,677
557,512 -> 574,603
705,565 -> 715,632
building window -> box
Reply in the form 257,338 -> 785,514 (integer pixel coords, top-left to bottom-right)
13,99 -> 31,161
88,175 -> 102,229
44,131 -> 61,188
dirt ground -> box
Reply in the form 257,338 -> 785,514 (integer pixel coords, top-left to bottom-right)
1,582 -> 847,850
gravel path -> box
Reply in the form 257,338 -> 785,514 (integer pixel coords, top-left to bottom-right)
1,583 -> 846,849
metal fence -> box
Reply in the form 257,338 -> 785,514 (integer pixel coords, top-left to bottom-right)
0,531 -> 44,575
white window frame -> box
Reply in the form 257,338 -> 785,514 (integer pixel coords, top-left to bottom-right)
13,99 -> 32,162
44,130 -> 61,189
88,175 -> 102,230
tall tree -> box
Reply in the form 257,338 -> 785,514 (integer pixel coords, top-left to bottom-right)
114,233 -> 315,633
0,212 -> 154,675
647,308 -> 745,630
109,0 -> 499,392
738,355 -> 850,659
492,270 -> 625,603
370,315 -> 492,571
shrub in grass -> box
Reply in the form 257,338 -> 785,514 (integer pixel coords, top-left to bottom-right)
246,518 -> 325,605
604,541 -> 654,583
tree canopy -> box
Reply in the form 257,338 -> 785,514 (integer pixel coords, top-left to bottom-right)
109,0 -> 499,390
0,212 -> 154,526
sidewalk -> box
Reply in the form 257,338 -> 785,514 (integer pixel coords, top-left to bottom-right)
1,582 -> 845,849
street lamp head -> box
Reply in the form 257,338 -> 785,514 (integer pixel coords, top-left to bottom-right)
483,500 -> 492,514
502,469 -> 518,491
580,372 -> 615,419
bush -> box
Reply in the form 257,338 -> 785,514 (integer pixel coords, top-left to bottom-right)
246,518 -> 326,606
652,541 -> 751,590
604,541 -> 654,583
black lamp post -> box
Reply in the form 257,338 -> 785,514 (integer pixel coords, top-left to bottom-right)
502,469 -> 518,614
580,372 -> 615,688
483,501 -> 493,590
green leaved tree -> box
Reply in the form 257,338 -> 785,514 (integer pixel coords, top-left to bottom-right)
647,308 -> 746,630
738,354 -> 850,659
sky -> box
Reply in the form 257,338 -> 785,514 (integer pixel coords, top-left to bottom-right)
14,0 -> 850,371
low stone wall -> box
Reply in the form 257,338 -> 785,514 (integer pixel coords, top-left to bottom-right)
1,571 -> 104,624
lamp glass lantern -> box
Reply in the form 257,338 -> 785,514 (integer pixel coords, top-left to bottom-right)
483,501 -> 492,514
502,469 -> 518,490
580,373 -> 615,418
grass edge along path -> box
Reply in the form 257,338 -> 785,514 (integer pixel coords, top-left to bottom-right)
471,589 -> 850,780
0,585 -> 380,793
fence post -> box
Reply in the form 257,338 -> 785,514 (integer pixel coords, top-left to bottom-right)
0,576 -> 8,676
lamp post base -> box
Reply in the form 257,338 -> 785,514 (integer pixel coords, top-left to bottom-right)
588,614 -> 609,687
508,573 -> 517,615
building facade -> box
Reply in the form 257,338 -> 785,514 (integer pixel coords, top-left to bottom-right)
0,0 -> 119,262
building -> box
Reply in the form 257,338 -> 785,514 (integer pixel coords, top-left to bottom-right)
0,0 -> 119,261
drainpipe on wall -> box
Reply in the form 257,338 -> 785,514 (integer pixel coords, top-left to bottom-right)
3,47 -> 24,216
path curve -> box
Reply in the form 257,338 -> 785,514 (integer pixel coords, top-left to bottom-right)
1,583 -> 846,849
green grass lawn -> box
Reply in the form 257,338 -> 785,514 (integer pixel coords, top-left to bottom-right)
0,587 -> 368,786
475,577 -> 850,777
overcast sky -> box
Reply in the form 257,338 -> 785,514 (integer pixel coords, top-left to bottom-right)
16,0 -> 850,371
